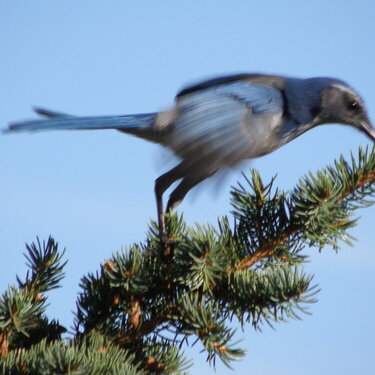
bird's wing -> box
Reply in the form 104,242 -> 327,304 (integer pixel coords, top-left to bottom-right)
168,82 -> 284,174
176,73 -> 285,98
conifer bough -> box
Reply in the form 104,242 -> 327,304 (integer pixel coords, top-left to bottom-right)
1,146 -> 374,374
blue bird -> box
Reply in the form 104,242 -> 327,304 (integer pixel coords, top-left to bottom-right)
6,74 -> 375,237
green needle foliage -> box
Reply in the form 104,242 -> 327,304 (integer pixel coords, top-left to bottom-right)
1,146 -> 374,374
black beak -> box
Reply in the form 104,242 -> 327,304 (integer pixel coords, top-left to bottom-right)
360,120 -> 375,141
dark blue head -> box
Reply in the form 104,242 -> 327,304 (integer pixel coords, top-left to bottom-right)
316,79 -> 375,141
284,77 -> 375,141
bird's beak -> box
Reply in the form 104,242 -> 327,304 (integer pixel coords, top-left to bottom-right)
360,120 -> 375,141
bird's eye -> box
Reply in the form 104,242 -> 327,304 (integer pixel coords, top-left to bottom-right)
348,101 -> 361,112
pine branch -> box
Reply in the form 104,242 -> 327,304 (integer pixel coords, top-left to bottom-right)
1,332 -> 144,375
0,238 -> 67,358
18,236 -> 67,294
233,146 -> 375,270
2,146 -> 374,373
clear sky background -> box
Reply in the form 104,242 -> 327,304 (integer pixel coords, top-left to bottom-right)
1,1 -> 374,374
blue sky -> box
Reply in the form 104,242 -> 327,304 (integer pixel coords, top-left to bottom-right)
1,1 -> 374,374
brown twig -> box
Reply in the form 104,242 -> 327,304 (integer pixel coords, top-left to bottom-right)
235,226 -> 297,270
338,170 -> 375,202
115,317 -> 166,345
130,297 -> 141,329
0,332 -> 8,358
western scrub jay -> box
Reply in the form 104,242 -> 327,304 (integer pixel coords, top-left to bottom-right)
6,73 -> 375,236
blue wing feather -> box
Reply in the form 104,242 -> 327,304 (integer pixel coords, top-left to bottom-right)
166,82 -> 284,173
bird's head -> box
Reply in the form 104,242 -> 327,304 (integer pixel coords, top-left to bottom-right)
316,81 -> 375,141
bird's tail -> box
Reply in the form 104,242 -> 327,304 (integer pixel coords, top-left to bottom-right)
5,107 -> 158,137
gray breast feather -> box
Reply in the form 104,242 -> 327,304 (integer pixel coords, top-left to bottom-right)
164,82 -> 284,174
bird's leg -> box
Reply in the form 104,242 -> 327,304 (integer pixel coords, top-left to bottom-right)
154,162 -> 186,241
166,175 -> 207,213
154,180 -> 166,237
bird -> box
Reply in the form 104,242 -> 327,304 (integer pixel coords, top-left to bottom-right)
5,73 -> 375,238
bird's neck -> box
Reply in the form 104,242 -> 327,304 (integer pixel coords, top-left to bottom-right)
275,79 -> 327,146
284,78 -> 325,125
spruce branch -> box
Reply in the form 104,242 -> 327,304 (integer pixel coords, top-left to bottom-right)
74,214 -> 313,369
18,236 -> 67,294
2,147 -> 374,373
233,146 -> 375,269
0,238 -> 67,358
1,332 -> 143,375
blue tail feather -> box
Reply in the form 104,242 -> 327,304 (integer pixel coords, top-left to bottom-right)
5,108 -> 157,134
